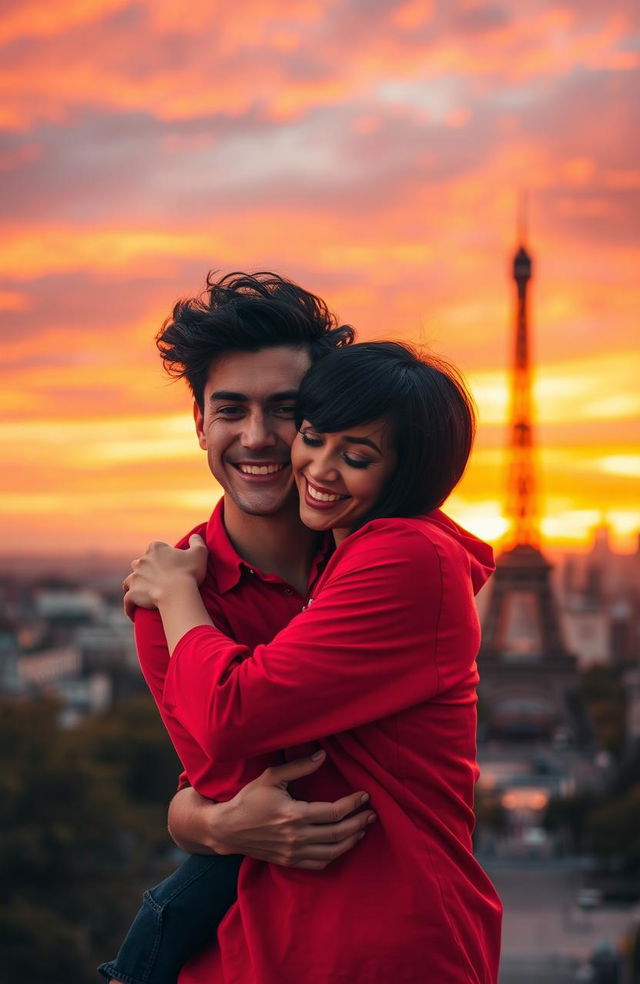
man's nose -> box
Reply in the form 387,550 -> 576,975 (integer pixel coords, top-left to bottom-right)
240,412 -> 277,449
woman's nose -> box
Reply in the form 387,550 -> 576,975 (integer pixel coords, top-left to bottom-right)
307,449 -> 340,484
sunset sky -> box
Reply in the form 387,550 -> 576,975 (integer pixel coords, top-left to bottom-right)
1,0 -> 638,556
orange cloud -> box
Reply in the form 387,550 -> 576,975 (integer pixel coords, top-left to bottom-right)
0,0 -> 127,44
1,0 -> 637,555
0,227 -> 229,279
391,0 -> 435,32
1,1 -> 635,129
0,290 -> 29,311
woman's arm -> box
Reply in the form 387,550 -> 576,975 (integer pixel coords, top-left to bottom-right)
154,523 -> 479,761
132,576 -> 374,865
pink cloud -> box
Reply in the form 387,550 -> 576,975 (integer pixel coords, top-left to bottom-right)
1,0 -> 637,550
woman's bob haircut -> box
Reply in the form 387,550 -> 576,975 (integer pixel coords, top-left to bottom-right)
296,341 -> 476,526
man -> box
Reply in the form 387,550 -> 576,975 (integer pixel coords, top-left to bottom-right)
100,272 -> 374,984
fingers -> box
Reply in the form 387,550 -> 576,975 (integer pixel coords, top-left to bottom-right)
296,833 -> 366,862
261,751 -> 326,786
297,810 -> 376,845
123,591 -> 137,622
303,789 -> 371,825
281,831 -> 369,871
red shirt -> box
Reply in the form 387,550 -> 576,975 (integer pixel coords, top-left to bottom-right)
160,512 -> 502,984
135,500 -> 330,801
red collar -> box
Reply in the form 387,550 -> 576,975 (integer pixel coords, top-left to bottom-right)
205,499 -> 332,595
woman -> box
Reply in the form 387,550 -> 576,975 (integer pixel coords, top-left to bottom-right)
126,341 -> 502,983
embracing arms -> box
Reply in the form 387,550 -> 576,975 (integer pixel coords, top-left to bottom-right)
168,755 -> 374,869
125,523 -> 475,764
127,552 -> 376,863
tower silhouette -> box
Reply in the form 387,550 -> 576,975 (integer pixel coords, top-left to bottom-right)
479,224 -> 576,738
507,241 -> 538,548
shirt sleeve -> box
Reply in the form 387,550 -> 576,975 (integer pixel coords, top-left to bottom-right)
162,523 -> 478,761
135,606 -> 220,779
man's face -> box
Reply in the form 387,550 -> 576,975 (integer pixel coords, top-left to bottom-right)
194,346 -> 312,516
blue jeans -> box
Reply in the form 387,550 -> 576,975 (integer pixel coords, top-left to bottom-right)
98,853 -> 242,984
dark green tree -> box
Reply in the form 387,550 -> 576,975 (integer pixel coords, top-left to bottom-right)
0,696 -> 181,984
587,783 -> 640,873
577,664 -> 627,756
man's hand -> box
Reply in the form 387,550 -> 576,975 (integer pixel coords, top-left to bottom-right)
123,534 -> 208,620
168,751 -> 376,871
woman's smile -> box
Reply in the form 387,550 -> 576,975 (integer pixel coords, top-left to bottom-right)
302,474 -> 351,508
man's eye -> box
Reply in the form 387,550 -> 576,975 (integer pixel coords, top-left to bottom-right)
216,406 -> 244,416
273,405 -> 296,417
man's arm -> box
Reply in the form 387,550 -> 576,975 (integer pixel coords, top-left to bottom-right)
169,753 -> 375,870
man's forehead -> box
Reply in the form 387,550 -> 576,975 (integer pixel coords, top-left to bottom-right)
205,346 -> 312,398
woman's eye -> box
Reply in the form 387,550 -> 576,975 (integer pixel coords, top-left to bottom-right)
301,432 -> 322,446
344,455 -> 371,469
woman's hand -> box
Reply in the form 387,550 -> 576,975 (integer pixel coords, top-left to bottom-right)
123,534 -> 208,620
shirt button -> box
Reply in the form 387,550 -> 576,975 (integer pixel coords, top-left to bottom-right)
284,588 -> 292,595
247,568 -> 255,575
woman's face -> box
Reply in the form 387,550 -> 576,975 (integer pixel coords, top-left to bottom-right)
292,417 -> 397,542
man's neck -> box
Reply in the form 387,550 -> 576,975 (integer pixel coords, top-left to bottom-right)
222,497 -> 320,595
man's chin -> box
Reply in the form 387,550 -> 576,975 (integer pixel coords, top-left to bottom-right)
229,489 -> 299,518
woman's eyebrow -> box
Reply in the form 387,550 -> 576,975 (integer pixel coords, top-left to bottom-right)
343,436 -> 382,454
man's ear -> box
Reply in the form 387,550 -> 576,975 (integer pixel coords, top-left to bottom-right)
193,400 -> 207,450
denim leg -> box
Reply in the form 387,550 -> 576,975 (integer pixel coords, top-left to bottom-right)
98,852 -> 242,984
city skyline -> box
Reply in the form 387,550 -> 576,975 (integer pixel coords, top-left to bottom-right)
1,0 -> 638,555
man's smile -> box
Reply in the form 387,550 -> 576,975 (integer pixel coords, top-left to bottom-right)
233,462 -> 289,476
228,461 -> 291,485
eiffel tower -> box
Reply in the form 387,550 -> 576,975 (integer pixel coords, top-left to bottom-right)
479,226 -> 577,739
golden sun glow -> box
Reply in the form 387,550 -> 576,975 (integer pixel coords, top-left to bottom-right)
1,0 -> 638,556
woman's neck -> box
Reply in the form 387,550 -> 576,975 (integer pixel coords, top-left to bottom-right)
332,528 -> 349,547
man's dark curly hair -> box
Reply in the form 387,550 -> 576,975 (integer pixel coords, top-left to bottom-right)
157,271 -> 355,409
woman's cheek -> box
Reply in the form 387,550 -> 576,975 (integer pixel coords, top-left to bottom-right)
290,433 -> 306,475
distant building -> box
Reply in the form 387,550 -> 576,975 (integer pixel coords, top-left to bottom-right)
76,612 -> 138,674
559,523 -> 640,668
0,574 -> 144,717
0,614 -> 22,696
19,646 -> 81,688
625,664 -> 640,749
34,588 -> 106,624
